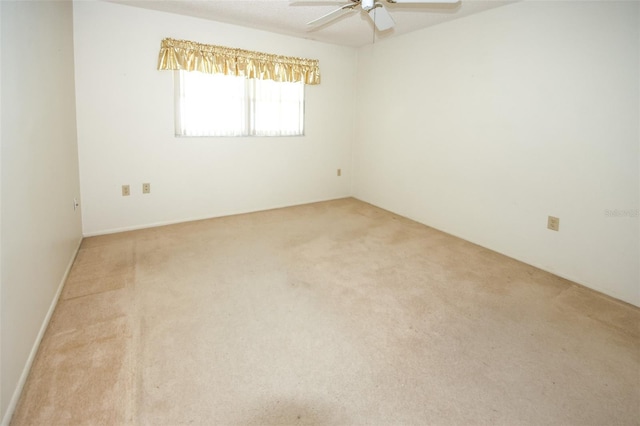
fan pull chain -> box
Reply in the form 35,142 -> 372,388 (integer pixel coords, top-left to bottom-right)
372,7 -> 376,44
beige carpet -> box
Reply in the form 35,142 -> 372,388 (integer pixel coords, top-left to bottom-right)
11,198 -> 640,425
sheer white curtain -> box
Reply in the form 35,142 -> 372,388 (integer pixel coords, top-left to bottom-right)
249,79 -> 304,137
175,71 -> 247,137
175,70 -> 305,137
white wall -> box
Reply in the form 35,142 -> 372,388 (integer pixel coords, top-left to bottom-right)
0,1 -> 83,422
73,1 -> 357,236
353,1 -> 639,306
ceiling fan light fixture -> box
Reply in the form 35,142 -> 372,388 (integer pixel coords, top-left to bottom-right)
368,4 -> 395,31
361,0 -> 375,11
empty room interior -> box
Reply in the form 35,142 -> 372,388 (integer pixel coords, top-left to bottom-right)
1,0 -> 639,424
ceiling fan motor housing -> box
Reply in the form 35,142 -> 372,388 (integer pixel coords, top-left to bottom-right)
361,0 -> 375,11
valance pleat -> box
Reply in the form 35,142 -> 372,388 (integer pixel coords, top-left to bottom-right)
157,38 -> 320,85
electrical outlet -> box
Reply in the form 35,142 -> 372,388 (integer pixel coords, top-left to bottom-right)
142,183 -> 151,194
337,168 -> 342,177
547,216 -> 560,231
122,185 -> 130,196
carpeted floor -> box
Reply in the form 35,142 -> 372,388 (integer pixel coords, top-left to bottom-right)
11,198 -> 640,425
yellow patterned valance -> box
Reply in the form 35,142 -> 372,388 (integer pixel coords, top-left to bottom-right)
157,38 -> 320,85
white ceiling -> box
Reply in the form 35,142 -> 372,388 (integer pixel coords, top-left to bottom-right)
109,0 -> 515,47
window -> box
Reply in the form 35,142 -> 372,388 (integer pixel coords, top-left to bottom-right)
175,70 -> 305,137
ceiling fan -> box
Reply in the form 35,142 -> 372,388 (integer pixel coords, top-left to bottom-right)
296,0 -> 460,32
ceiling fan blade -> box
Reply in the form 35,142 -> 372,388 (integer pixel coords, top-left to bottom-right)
389,0 -> 460,3
368,4 -> 395,31
307,4 -> 357,28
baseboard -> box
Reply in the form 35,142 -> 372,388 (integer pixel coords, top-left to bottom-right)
83,196 -> 352,237
1,237 -> 83,426
353,197 -> 640,308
